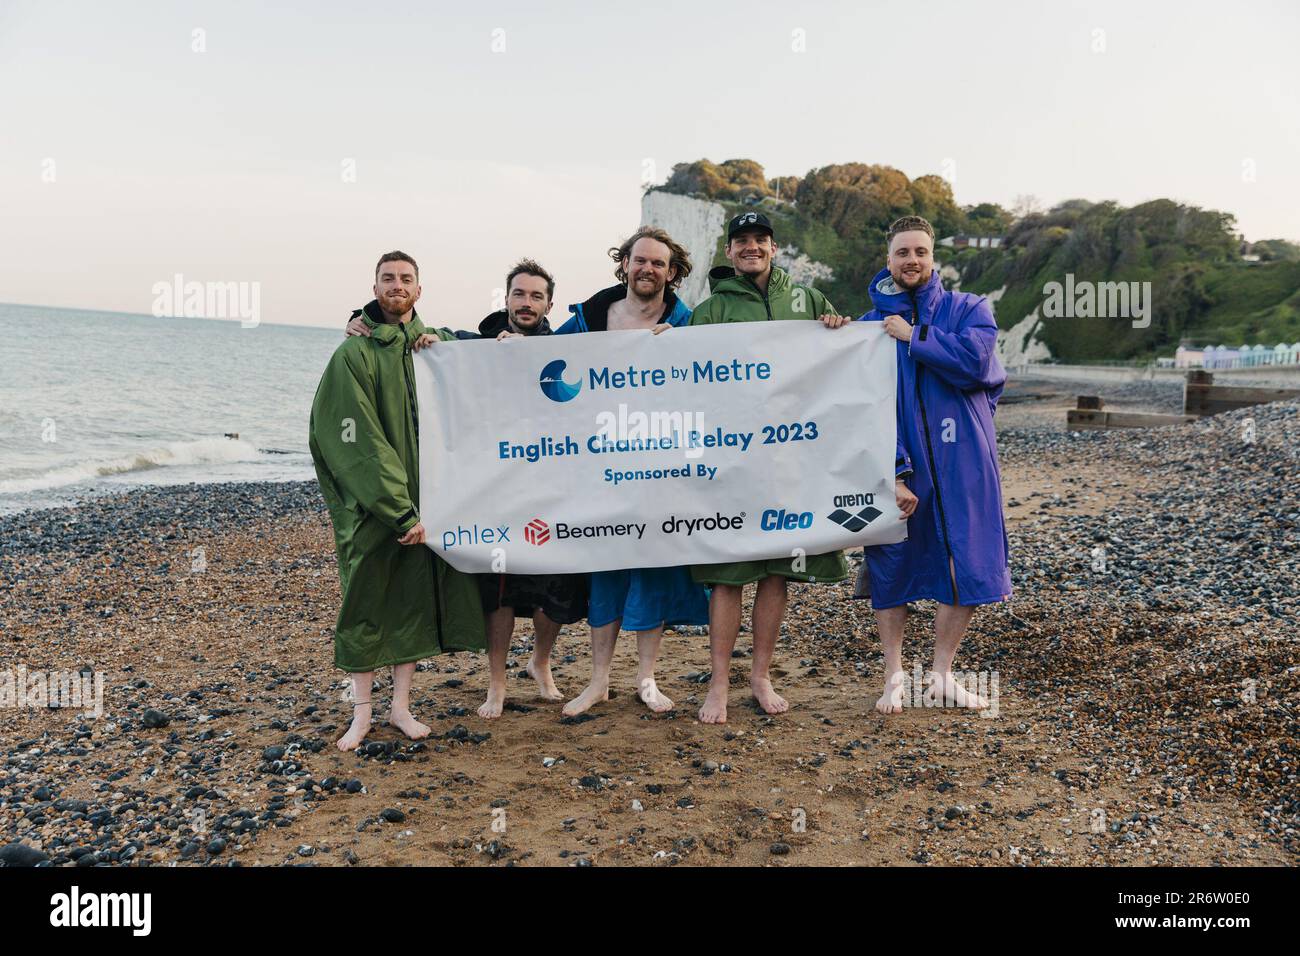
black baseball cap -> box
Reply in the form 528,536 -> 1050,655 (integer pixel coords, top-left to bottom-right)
727,211 -> 774,240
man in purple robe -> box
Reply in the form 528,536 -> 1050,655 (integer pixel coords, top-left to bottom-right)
855,216 -> 1011,714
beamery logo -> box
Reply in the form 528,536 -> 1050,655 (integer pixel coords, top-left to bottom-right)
524,518 -> 550,545
539,359 -> 582,403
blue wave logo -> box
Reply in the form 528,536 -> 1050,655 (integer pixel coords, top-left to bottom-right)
539,359 -> 582,402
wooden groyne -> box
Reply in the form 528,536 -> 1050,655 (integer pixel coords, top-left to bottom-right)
1068,370 -> 1300,430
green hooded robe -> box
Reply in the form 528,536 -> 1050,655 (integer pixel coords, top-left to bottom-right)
309,301 -> 486,671
688,266 -> 849,587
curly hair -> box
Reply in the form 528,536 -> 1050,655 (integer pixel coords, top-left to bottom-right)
609,226 -> 692,291
886,216 -> 935,248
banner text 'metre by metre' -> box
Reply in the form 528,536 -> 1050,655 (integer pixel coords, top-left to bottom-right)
588,359 -> 772,390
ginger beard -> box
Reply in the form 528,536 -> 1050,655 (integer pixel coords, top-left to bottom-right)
624,236 -> 675,303
374,264 -> 420,320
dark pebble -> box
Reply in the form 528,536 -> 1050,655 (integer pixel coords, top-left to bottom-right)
0,843 -> 50,866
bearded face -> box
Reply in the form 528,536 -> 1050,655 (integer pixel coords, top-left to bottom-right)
507,273 -> 551,332
374,261 -> 420,319
624,237 -> 676,301
888,230 -> 934,290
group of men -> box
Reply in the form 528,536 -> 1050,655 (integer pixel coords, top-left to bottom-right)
308,212 -> 1011,752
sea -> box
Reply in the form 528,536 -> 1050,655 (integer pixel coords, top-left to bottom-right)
0,303 -> 346,515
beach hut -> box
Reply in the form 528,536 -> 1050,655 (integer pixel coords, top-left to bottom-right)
1207,345 -> 1240,369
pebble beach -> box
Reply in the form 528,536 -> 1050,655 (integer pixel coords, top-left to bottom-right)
1,380 -> 1296,867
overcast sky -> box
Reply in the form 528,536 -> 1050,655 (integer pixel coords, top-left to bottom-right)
2,0 -> 1297,330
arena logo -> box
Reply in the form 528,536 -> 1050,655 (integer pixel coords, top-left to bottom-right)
539,359 -> 582,403
827,491 -> 882,532
833,492 -> 875,509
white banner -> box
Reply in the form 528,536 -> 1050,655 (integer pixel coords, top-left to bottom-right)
415,320 -> 904,573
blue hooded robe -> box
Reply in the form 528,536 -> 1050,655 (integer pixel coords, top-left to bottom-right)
555,284 -> 710,631
857,268 -> 1012,609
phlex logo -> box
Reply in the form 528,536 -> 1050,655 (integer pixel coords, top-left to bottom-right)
524,518 -> 550,545
761,508 -> 813,531
441,523 -> 510,550
539,359 -> 582,403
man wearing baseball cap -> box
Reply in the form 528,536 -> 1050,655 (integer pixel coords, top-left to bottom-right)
689,212 -> 917,724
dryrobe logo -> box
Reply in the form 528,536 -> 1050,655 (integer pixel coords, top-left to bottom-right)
539,359 -> 582,403
661,512 -> 745,536
524,518 -> 551,545
827,492 -> 881,532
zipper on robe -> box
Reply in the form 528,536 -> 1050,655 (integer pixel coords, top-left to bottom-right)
909,290 -> 959,605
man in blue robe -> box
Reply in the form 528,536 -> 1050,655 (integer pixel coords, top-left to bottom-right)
856,216 -> 1012,714
548,226 -> 710,716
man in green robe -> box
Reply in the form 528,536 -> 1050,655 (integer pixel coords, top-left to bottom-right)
309,251 -> 485,751
688,212 -> 851,724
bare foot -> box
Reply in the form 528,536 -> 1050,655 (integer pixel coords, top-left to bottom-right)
477,683 -> 506,720
336,703 -> 372,751
936,671 -> 989,710
562,681 -> 609,717
527,655 -> 563,701
387,708 -> 430,740
875,670 -> 906,715
698,682 -> 728,724
751,677 -> 789,715
637,676 -> 674,713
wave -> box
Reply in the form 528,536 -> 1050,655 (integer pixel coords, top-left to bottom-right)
0,438 -> 266,494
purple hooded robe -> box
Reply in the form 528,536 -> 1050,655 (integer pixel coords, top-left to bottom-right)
857,267 -> 1011,608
